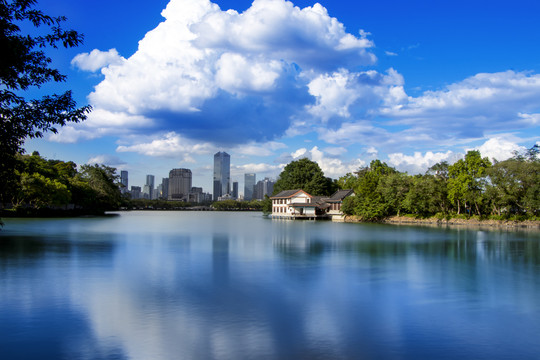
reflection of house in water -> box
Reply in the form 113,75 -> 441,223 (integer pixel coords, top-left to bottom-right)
270,189 -> 354,221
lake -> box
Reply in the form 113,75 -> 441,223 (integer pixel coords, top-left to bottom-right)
1,211 -> 540,359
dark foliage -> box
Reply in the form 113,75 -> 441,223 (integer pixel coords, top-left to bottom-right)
1,0 -> 90,204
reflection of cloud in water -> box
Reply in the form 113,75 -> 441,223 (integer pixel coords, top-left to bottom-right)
77,280 -> 278,359
50,213 -> 540,359
70,234 -> 279,359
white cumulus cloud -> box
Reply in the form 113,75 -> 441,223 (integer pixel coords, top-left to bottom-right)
472,137 -> 526,163
387,151 -> 460,174
116,132 -> 215,159
71,49 -> 125,72
385,71 -> 540,138
307,68 -> 406,123
87,154 -> 127,167
75,0 -> 376,146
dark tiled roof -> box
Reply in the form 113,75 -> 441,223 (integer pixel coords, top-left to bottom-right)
327,189 -> 354,202
289,196 -> 330,208
270,189 -> 309,199
290,202 -> 317,207
311,196 -> 329,204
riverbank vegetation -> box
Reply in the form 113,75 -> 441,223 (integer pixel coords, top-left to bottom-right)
339,146 -> 539,221
0,152 -> 125,217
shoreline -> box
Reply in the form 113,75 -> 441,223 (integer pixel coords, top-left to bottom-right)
344,215 -> 540,229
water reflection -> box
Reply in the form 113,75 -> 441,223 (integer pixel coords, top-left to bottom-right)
0,213 -> 539,359
213,234 -> 229,287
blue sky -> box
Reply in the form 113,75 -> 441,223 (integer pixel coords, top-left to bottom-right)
24,0 -> 540,194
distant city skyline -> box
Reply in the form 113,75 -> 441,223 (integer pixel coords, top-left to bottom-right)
125,151 -> 267,200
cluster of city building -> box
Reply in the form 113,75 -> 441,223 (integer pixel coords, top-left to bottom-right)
119,152 -> 275,203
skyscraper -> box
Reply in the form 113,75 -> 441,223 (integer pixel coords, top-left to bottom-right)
244,173 -> 256,201
130,186 -> 141,199
145,175 -> 155,199
161,177 -> 169,200
213,151 -> 230,201
169,168 -> 192,201
253,178 -> 275,200
120,170 -> 128,194
232,181 -> 238,199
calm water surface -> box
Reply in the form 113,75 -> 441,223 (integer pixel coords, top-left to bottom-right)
1,211 -> 540,359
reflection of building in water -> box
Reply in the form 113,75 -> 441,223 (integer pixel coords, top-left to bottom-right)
213,235 -> 229,286
271,220 -> 310,254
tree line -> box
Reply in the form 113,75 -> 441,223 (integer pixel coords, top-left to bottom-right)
0,152 -> 124,216
339,147 -> 539,221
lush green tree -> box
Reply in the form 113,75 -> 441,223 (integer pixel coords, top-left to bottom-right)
17,171 -> 70,207
336,172 -> 357,190
79,164 -> 123,211
260,196 -> 272,214
486,145 -> 540,216
273,158 -> 336,196
448,150 -> 491,215
341,195 -> 359,216
403,175 -> 442,216
10,152 -> 72,207
425,162 -> 451,214
1,0 -> 90,203
378,172 -> 411,216
340,160 -> 398,220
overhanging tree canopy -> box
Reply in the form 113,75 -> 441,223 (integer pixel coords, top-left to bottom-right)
1,0 -> 90,202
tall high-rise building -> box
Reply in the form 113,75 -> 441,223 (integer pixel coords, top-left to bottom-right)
130,186 -> 141,199
142,184 -> 151,199
120,171 -> 128,194
161,178 -> 169,200
232,181 -> 238,199
244,173 -> 256,200
169,168 -> 192,201
213,152 -> 230,201
145,175 -> 155,199
253,178 -> 274,200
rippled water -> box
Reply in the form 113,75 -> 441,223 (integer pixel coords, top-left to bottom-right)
1,211 -> 540,359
